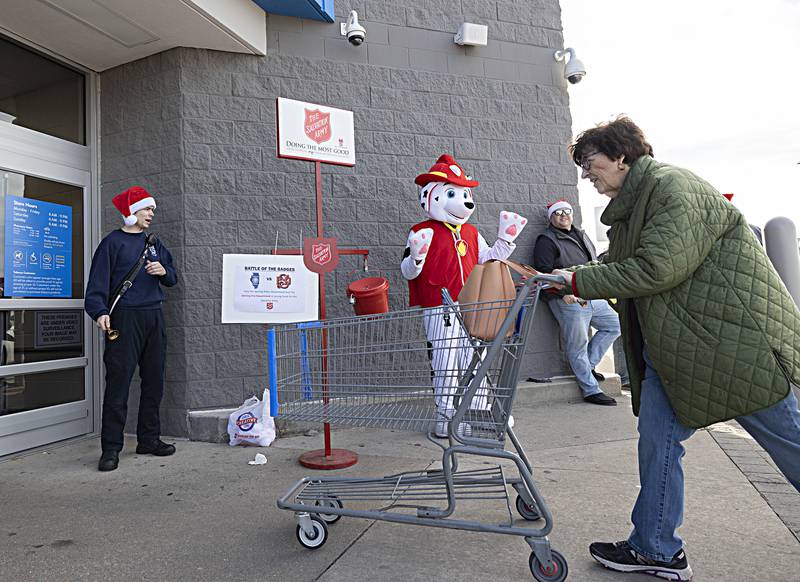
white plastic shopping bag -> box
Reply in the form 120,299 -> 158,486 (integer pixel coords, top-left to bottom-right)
228,389 -> 276,447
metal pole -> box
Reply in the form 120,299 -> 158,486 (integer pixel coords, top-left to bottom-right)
296,161 -> 357,470
765,217 -> 800,307
315,161 -> 333,458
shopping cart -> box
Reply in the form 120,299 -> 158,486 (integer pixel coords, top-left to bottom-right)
272,274 -> 569,581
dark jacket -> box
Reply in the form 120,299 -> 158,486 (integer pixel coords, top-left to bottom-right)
574,156 -> 798,428
85,230 -> 177,320
533,224 -> 597,300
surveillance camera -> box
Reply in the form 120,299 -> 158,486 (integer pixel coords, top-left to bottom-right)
554,48 -> 586,85
341,10 -> 366,46
565,59 -> 586,84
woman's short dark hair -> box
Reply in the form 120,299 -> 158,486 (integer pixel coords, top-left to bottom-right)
569,115 -> 654,167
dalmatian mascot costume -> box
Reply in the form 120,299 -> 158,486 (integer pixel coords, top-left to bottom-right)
400,154 -> 527,437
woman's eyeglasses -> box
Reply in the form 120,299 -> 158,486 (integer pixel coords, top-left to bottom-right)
553,208 -> 573,217
580,151 -> 600,172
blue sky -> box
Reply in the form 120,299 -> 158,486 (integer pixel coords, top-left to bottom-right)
561,0 -> 800,241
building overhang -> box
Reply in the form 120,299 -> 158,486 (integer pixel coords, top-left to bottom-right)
250,0 -> 334,23
0,0 -> 269,72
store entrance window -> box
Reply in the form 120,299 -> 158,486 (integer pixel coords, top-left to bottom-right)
0,32 -> 94,456
0,35 -> 86,145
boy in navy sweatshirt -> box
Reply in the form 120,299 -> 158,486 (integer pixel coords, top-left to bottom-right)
85,186 -> 178,472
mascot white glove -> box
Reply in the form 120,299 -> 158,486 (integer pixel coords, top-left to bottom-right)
498,211 -> 527,244
408,228 -> 434,262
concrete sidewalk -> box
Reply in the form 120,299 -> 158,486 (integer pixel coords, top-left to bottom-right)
1,392 -> 798,581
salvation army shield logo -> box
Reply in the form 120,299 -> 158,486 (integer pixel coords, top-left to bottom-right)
304,108 -> 331,144
276,274 -> 292,289
266,302 -> 274,310
313,243 -> 331,266
303,237 -> 339,274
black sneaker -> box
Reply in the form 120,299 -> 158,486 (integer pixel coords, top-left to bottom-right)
584,392 -> 617,406
135,439 -> 176,456
98,450 -> 119,472
589,541 -> 693,581
591,369 -> 606,382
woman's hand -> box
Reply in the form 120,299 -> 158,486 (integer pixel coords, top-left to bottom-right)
545,269 -> 573,290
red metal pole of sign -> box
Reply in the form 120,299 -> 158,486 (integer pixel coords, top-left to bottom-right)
296,162 -> 358,470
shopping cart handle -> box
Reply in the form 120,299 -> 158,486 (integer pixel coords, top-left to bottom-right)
533,273 -> 570,286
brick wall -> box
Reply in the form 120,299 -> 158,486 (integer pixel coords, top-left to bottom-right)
99,50 -> 188,435
100,0 -> 580,437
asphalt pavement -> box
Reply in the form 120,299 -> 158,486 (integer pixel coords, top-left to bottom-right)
1,386 -> 798,582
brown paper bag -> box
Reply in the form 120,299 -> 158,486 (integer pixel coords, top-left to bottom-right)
458,260 -> 538,340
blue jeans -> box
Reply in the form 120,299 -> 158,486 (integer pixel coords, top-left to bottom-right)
628,349 -> 800,562
548,298 -> 621,396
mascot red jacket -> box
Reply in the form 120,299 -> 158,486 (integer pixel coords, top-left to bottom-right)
400,154 -> 527,306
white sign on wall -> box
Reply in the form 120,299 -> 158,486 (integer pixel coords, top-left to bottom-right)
221,254 -> 319,324
276,97 -> 355,166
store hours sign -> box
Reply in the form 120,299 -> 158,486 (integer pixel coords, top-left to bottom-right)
3,197 -> 72,297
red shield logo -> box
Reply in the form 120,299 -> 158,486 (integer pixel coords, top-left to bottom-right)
304,108 -> 331,144
266,302 -> 274,310
303,237 -> 339,274
276,274 -> 292,289
312,243 -> 331,266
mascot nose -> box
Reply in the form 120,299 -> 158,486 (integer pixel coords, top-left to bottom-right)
464,202 -> 475,210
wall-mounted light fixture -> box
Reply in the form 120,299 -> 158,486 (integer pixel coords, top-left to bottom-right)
454,23 -> 488,46
554,48 -> 586,84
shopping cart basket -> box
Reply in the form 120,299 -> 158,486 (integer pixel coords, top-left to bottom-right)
272,274 -> 569,581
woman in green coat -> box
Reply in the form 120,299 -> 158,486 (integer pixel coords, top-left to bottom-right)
552,117 -> 800,581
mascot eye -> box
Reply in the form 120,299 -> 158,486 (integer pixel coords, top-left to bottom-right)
446,189 -> 456,199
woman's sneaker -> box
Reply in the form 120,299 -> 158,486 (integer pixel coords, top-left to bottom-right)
589,541 -> 693,581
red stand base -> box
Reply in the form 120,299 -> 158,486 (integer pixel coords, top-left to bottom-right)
298,448 -> 359,470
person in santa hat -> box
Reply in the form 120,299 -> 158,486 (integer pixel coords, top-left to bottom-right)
401,154 -> 528,437
85,186 -> 178,472
533,199 -> 620,405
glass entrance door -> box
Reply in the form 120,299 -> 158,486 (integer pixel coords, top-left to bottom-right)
0,165 -> 92,456
0,33 -> 94,456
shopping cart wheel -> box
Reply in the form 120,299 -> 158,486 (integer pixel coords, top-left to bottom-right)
515,495 -> 542,521
296,516 -> 328,550
314,497 -> 343,524
529,549 -> 568,582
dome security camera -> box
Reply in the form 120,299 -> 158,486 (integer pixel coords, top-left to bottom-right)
341,10 -> 366,46
554,48 -> 586,84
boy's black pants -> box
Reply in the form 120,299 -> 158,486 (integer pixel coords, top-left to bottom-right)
101,308 -> 166,452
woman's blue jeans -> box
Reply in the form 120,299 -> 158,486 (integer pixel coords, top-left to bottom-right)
628,349 -> 800,562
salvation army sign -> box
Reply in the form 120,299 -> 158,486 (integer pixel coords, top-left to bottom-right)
277,97 -> 355,166
304,109 -> 331,144
303,237 -> 339,274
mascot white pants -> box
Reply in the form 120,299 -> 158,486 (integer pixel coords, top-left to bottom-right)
423,302 -> 486,424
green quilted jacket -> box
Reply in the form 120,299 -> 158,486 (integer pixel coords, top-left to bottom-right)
575,156 -> 799,428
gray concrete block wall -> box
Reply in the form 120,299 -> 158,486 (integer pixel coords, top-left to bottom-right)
99,49 -> 189,437
99,0 -> 582,437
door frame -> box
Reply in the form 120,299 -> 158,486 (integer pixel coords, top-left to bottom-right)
0,52 -> 99,456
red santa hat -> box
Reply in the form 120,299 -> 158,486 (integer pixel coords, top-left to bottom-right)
112,186 -> 156,226
547,199 -> 573,220
415,154 -> 479,188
